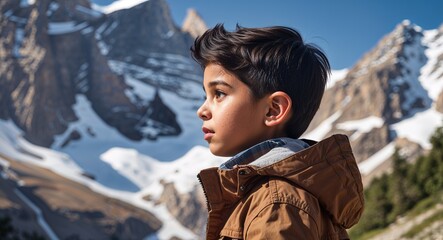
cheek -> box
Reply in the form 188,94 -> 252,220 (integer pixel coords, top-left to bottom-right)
216,111 -> 237,130
224,107 -> 255,131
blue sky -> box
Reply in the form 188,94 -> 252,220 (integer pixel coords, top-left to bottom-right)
94,0 -> 443,70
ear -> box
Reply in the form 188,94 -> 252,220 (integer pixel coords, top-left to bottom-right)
265,91 -> 292,127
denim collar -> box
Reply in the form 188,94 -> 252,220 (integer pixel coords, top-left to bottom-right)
219,138 -> 309,170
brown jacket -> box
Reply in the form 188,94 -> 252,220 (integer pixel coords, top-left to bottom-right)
197,134 -> 364,240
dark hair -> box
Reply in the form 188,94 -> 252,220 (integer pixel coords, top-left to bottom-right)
191,24 -> 330,138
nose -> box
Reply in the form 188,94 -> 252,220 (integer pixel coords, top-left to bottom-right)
197,101 -> 211,120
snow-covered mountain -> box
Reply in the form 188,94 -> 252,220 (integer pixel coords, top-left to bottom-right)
1,0 -> 443,238
0,0 -> 208,192
305,19 -> 443,183
0,0 -> 212,238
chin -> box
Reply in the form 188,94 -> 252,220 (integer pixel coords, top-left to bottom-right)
209,146 -> 233,157
210,150 -> 227,157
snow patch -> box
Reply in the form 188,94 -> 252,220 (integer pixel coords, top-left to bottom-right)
124,75 -> 156,105
102,145 -> 225,195
358,142 -> 396,175
0,120 -> 84,178
336,116 -> 384,141
327,69 -> 348,89
46,2 -> 59,16
20,0 -> 35,7
94,0 -> 150,14
162,30 -> 175,39
75,5 -> 103,18
419,29 -> 443,100
392,108 -> 443,149
101,148 -> 160,189
0,157 -> 9,169
94,21 -> 118,54
81,26 -> 94,35
13,28 -> 24,58
302,111 -> 342,141
48,21 -> 89,35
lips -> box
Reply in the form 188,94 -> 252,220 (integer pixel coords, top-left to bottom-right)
202,127 -> 214,141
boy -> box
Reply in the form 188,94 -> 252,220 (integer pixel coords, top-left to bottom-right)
192,24 -> 364,240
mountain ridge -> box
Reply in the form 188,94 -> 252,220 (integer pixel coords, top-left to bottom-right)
305,20 -> 443,181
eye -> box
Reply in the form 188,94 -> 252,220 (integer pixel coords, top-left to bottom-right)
214,90 -> 226,99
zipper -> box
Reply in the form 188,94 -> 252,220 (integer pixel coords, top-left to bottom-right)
197,173 -> 211,239
197,173 -> 211,211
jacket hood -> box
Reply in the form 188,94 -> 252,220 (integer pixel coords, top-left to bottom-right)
253,134 -> 364,228
199,134 -> 364,229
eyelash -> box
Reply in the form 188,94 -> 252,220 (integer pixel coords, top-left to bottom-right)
214,90 -> 226,99
202,89 -> 227,101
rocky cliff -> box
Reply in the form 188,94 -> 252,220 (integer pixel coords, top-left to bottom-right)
0,0 -> 197,148
182,8 -> 208,39
1,0 -> 203,238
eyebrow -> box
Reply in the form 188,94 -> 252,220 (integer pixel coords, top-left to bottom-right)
203,80 -> 233,91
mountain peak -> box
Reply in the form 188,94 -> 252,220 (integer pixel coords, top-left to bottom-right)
393,19 -> 423,37
402,19 -> 412,26
182,8 -> 208,38
398,19 -> 421,30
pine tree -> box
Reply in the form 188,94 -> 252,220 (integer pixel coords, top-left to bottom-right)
350,174 -> 392,237
413,125 -> 443,196
387,149 -> 420,222
351,124 -> 443,239
429,126 -> 443,193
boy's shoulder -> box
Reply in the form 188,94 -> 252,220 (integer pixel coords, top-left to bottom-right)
221,176 -> 322,237
245,176 -> 322,218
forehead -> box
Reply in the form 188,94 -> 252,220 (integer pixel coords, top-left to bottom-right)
203,64 -> 231,81
202,64 -> 237,89
202,64 -> 258,97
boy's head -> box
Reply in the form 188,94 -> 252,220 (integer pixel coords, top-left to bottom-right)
191,24 -> 330,156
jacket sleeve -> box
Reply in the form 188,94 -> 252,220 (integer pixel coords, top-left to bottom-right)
244,203 -> 320,239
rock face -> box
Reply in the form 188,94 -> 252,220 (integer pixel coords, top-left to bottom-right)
1,0 -> 77,146
0,0 -> 196,147
182,8 -> 208,39
101,0 -> 193,58
157,181 -> 207,236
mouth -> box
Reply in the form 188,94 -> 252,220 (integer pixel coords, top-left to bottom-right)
202,127 -> 214,141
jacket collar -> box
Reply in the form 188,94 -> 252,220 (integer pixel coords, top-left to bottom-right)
198,134 -> 364,229
219,138 -> 309,169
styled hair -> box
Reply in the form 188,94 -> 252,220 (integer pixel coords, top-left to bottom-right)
191,24 -> 330,138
